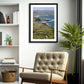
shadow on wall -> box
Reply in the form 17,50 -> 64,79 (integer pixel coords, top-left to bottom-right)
81,60 -> 84,84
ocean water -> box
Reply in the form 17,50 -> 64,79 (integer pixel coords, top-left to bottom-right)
35,15 -> 54,28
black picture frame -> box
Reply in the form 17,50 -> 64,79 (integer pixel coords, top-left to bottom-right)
29,3 -> 58,43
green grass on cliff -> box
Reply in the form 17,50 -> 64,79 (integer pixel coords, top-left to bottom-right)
33,22 -> 54,39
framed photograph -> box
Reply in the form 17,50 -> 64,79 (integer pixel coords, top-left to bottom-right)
29,3 -> 58,43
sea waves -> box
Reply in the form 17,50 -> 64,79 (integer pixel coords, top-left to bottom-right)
35,15 -> 54,28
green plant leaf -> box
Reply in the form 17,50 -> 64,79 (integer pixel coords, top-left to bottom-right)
59,23 -> 84,75
5,34 -> 12,42
59,41 -> 71,50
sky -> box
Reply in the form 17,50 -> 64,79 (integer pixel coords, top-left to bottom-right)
33,7 -> 54,11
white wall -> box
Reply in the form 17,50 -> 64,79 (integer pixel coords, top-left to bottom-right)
19,0 -> 77,72
0,0 -> 77,83
0,0 -> 77,71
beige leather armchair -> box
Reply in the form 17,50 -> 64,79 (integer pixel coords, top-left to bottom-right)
20,52 -> 69,84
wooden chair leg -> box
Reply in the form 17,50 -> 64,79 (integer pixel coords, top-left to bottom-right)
21,79 -> 23,84
65,81 -> 67,84
50,81 -> 52,84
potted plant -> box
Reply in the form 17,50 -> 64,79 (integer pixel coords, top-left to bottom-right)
5,34 -> 13,45
59,23 -> 84,83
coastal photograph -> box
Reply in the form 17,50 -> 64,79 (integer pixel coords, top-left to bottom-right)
29,4 -> 58,42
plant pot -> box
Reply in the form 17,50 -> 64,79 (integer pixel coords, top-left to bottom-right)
68,73 -> 79,84
9,42 -> 12,45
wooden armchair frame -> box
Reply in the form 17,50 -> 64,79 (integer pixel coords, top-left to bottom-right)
19,59 -> 69,84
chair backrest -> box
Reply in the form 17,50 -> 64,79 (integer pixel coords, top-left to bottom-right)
34,52 -> 69,77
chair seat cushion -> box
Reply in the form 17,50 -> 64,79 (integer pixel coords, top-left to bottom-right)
20,72 -> 64,81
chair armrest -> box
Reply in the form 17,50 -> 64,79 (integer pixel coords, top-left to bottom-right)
19,66 -> 34,72
50,67 -> 67,82
50,67 -> 67,72
19,66 -> 34,70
